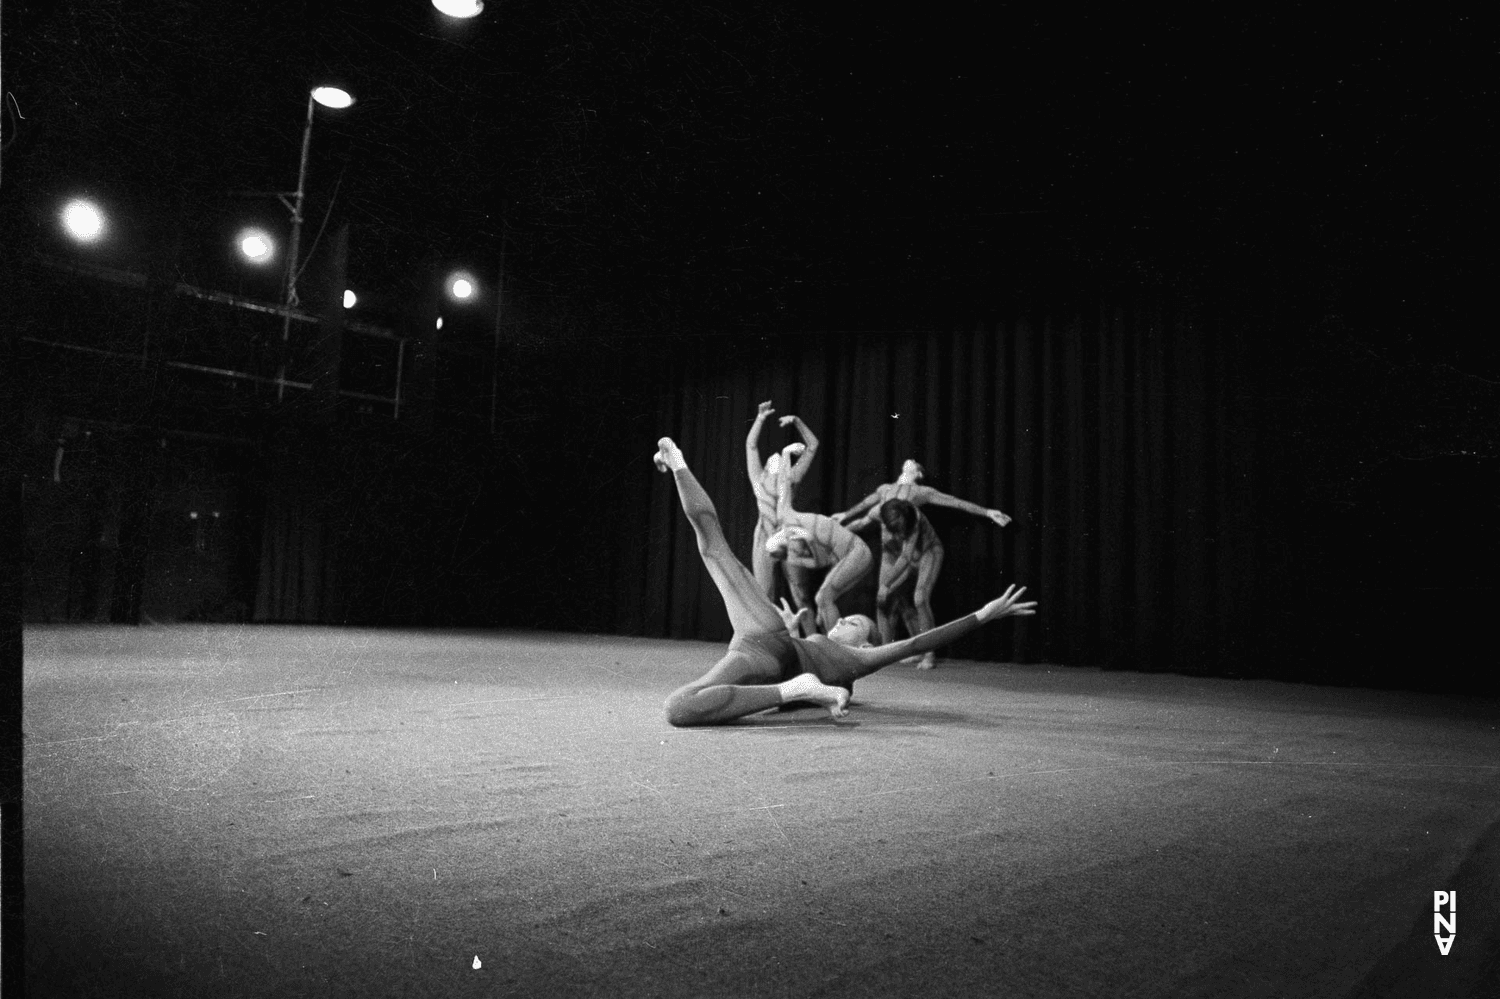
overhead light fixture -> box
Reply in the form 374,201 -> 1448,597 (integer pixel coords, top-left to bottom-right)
237,228 -> 276,263
60,199 -> 106,242
311,87 -> 355,110
433,0 -> 484,18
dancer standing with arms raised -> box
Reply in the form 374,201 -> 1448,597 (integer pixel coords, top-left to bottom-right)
746,400 -> 820,601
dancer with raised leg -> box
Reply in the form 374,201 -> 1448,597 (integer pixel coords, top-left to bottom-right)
838,460 -> 1012,669
653,437 -> 1037,727
746,400 -> 819,600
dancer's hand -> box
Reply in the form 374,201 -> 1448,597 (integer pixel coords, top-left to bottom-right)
756,400 -> 775,420
765,527 -> 799,559
776,598 -> 800,633
778,414 -> 798,428
987,509 -> 1012,527
976,584 -> 1036,623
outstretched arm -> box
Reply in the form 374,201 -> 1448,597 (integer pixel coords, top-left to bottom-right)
847,585 -> 1036,676
913,485 -> 1012,527
778,415 -> 820,484
884,532 -> 922,591
776,443 -> 805,525
837,488 -> 883,527
745,400 -> 774,484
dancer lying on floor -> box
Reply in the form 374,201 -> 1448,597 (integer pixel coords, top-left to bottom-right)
764,442 -> 873,635
653,437 -> 1037,727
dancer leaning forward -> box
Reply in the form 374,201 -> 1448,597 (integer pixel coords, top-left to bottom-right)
653,437 -> 1037,727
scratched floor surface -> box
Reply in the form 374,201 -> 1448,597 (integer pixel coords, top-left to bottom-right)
22,624 -> 1500,998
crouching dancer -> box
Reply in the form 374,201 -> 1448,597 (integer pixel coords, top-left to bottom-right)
653,437 -> 1037,727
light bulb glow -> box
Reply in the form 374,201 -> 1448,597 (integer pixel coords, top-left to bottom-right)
445,269 -> 479,302
237,228 -> 275,263
433,0 -> 485,18
343,289 -> 357,309
311,87 -> 355,109
61,199 -> 105,242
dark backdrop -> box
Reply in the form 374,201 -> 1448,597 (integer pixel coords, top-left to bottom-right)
9,6 -> 1498,697
621,300 -> 1257,675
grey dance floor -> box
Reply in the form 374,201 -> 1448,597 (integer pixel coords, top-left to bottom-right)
22,625 -> 1500,998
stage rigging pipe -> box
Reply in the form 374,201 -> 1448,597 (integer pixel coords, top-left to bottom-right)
276,91 -> 316,402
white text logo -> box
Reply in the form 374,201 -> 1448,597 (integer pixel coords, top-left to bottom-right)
1434,891 -> 1456,955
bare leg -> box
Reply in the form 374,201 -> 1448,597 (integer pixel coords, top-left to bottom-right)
875,550 -> 903,645
751,520 -> 778,600
655,438 -> 849,725
658,440 -> 783,637
784,563 -> 818,622
875,596 -> 898,646
898,599 -> 923,646
911,544 -> 944,669
815,540 -> 874,634
665,651 -> 849,726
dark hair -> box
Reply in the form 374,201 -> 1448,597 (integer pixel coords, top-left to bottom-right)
880,498 -> 917,538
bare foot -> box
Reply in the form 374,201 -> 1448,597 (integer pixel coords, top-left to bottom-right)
778,673 -> 850,719
809,683 -> 851,718
654,437 -> 684,473
915,653 -> 937,671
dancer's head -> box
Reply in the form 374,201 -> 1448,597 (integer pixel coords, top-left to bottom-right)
764,453 -> 783,477
828,614 -> 876,647
880,498 -> 918,539
897,459 -> 925,484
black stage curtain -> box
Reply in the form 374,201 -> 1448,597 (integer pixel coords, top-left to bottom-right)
619,299 -> 1267,675
253,441 -> 336,624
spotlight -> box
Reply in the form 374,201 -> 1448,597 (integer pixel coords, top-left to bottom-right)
311,87 -> 355,110
237,228 -> 276,264
445,270 -> 478,301
60,199 -> 106,242
433,0 -> 484,18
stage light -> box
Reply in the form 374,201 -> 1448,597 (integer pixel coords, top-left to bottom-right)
445,270 -> 478,302
60,199 -> 106,242
344,289 -> 357,309
274,85 -> 355,401
311,87 -> 355,110
433,0 -> 484,18
237,228 -> 276,264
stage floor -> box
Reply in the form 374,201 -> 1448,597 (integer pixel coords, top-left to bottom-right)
22,625 -> 1500,998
